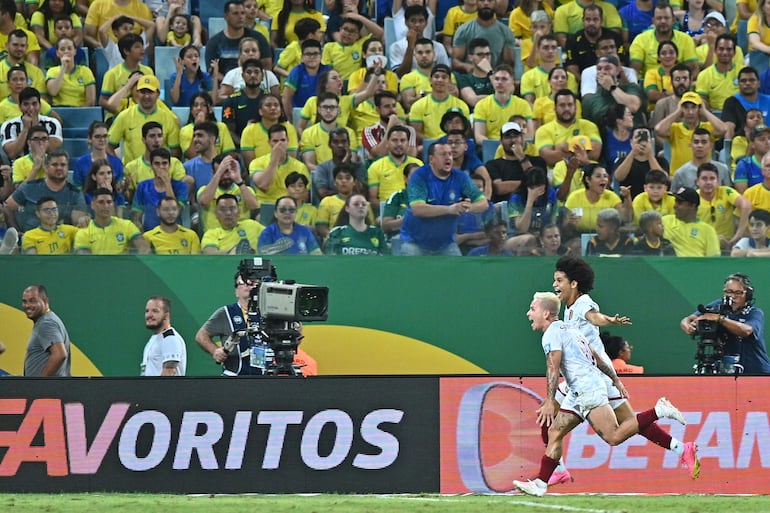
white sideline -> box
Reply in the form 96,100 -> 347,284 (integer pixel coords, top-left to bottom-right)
373,494 -> 622,513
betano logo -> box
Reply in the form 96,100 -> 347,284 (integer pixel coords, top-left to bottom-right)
0,399 -> 404,476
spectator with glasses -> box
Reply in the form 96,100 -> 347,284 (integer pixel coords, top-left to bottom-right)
258,195 -> 322,255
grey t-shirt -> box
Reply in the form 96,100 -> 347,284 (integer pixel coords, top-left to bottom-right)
24,311 -> 71,377
12,180 -> 87,231
671,160 -> 732,191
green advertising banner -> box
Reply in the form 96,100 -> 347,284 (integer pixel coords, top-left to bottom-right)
0,256 -> 766,376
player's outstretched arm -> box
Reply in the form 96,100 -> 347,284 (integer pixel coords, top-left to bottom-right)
586,309 -> 632,327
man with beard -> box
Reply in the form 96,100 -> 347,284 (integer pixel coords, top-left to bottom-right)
74,188 -> 149,254
629,3 -> 698,78
473,65 -> 533,147
399,39 -> 440,111
695,34 -> 739,112
313,127 -> 367,202
362,91 -> 417,159
5,149 -> 88,231
22,284 -> 70,377
564,5 -> 625,79
553,0 -> 622,49
399,142 -> 488,256
124,122 -> 187,201
300,93 -> 360,172
582,55 -> 645,127
108,75 -> 181,164
367,126 -> 423,213
183,121 -> 219,203
486,122 -> 531,203
143,196 -> 201,254
409,64 -> 470,141
535,89 -> 602,168
141,296 -> 186,376
722,67 -> 770,140
201,193 -> 264,254
197,153 -> 259,232
649,64 -> 692,130
223,59 -> 267,146
580,33 -> 638,97
451,0 -> 515,73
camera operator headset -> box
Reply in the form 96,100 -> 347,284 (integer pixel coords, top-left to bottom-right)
194,263 -> 277,376
680,273 -> 770,374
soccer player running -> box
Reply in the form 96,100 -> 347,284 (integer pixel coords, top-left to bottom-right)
547,256 -> 699,485
514,292 -> 686,497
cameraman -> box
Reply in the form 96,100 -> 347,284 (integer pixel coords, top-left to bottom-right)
195,270 -> 269,376
680,273 -> 770,374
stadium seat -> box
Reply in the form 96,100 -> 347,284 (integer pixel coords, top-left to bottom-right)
514,46 -> 523,82
422,138 -> 437,162
61,138 -> 89,160
580,233 -> 596,256
293,107 -> 303,131
172,106 -> 224,125
155,47 -> 181,91
384,18 -> 396,62
737,20 -> 748,54
56,107 -> 103,138
482,139 -> 500,163
200,4 -> 223,33
274,47 -> 284,66
93,48 -> 109,96
208,17 -> 226,38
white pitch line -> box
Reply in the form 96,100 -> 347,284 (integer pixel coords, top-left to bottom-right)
374,494 -> 621,513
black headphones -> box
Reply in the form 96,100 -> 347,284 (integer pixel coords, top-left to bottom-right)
725,273 -> 754,304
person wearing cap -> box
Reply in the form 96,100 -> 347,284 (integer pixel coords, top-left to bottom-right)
391,6 -> 450,78
694,162 -> 752,249
661,186 -> 720,257
654,90 -> 726,173
520,34 -> 579,106
582,54 -> 645,128
486,121 -> 531,203
456,37 -> 495,108
629,3 -> 698,78
563,5 -> 626,80
99,34 -> 155,120
108,74 -> 181,164
743,151 -> 770,212
473,64 -> 533,147
694,34 -> 739,112
399,141 -> 488,256
697,12 -> 745,69
408,64 -> 470,141
451,0 -> 516,73
722,66 -> 770,141
670,127 -> 731,190
399,38 -> 441,111
734,123 -> 770,193
580,33 -> 639,97
535,89 -> 602,168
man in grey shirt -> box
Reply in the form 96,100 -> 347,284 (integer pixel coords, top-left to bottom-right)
22,284 -> 70,377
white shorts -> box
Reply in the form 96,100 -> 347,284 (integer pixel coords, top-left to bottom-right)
556,375 -> 626,421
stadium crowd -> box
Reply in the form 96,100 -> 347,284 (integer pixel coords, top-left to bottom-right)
1,0 -> 770,257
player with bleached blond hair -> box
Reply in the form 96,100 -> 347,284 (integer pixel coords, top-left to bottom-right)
514,291 -> 686,497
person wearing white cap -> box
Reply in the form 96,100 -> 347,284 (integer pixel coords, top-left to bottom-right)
694,34 -> 739,111
697,12 -> 745,68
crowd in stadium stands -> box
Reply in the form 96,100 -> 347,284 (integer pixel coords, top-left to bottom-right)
2,0 -> 770,257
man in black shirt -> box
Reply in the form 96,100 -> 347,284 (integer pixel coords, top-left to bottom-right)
485,122 -> 531,203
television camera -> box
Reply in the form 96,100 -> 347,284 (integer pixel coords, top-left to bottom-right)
692,299 -> 732,374
224,258 -> 328,376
